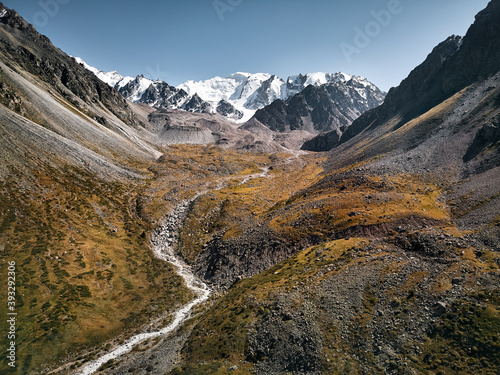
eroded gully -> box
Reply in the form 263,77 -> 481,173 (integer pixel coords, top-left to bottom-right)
75,166 -> 272,375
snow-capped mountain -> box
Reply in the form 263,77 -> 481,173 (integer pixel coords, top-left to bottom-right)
177,72 -> 380,122
76,58 -> 385,124
252,77 -> 386,135
74,57 -> 133,89
178,72 -> 282,121
117,75 -> 157,103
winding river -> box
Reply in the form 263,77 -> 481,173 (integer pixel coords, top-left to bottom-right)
75,166 -> 272,375
76,195 -> 210,375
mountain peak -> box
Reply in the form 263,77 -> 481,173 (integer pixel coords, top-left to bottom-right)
253,74 -> 386,134
77,57 -> 384,124
304,0 -> 500,153
0,2 -> 52,46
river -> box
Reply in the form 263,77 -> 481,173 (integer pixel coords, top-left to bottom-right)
74,166 -> 272,374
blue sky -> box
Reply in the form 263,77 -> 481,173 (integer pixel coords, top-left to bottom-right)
2,0 -> 490,91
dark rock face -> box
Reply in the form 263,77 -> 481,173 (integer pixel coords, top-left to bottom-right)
305,0 -> 500,152
464,114 -> 500,162
286,74 -> 308,93
197,227 -> 290,289
251,99 -> 288,131
253,79 -> 385,134
137,81 -> 190,109
216,100 -> 243,120
0,4 -> 144,128
441,0 -> 500,93
196,225 -> 321,290
301,129 -> 341,151
183,93 -> 211,113
118,75 -> 144,99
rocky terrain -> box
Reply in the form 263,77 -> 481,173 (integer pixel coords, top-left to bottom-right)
76,58 -> 386,153
157,2 -> 500,374
252,76 -> 385,135
303,0 -> 500,153
0,1 -> 499,375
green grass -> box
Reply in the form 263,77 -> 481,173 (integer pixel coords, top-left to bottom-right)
422,293 -> 500,374
0,164 -> 193,374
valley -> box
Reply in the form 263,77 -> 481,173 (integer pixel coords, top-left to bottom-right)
49,145 -> 498,375
0,1 -> 499,374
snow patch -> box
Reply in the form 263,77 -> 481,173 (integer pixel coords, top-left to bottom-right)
128,76 -> 154,102
75,57 -> 134,90
74,57 -> 381,124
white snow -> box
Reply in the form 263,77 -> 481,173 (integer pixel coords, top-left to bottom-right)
75,57 -> 380,123
176,71 -> 377,123
74,57 -> 135,89
177,72 -> 278,122
304,72 -> 329,86
127,76 -> 154,102
0,9 -> 8,18
115,76 -> 134,88
354,87 -> 368,100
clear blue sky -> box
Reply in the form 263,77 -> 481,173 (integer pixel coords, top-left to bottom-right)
2,0 -> 490,91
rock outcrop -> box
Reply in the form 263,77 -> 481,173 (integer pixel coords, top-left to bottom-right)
304,0 -> 500,152
253,77 -> 385,135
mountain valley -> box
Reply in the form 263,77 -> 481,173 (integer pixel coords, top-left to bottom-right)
0,1 -> 499,375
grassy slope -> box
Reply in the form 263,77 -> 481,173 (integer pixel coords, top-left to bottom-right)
0,61 -> 498,375
168,153 -> 500,374
165,147 -> 326,264
177,236 -> 499,374
0,142 -> 315,374
0,162 -> 195,374
0,122 -> 497,374
0,53 -> 190,373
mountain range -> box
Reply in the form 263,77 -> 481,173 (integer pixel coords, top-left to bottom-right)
76,58 -> 385,126
0,1 -> 499,375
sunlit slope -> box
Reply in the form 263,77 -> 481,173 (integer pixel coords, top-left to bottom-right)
168,158 -> 499,375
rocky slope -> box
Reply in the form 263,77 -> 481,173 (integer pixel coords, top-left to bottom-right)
0,10 -> 147,133
251,77 -> 385,135
155,2 -> 500,374
1,1 -> 499,375
0,5 -> 167,179
0,3 -> 194,374
166,148 -> 500,375
303,0 -> 500,228
303,0 -> 500,152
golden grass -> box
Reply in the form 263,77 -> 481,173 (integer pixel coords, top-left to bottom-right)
266,172 -> 451,243
0,136 -> 482,374
0,144 -> 325,373
173,237 -> 368,373
153,145 -> 327,261
0,164 -> 192,373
